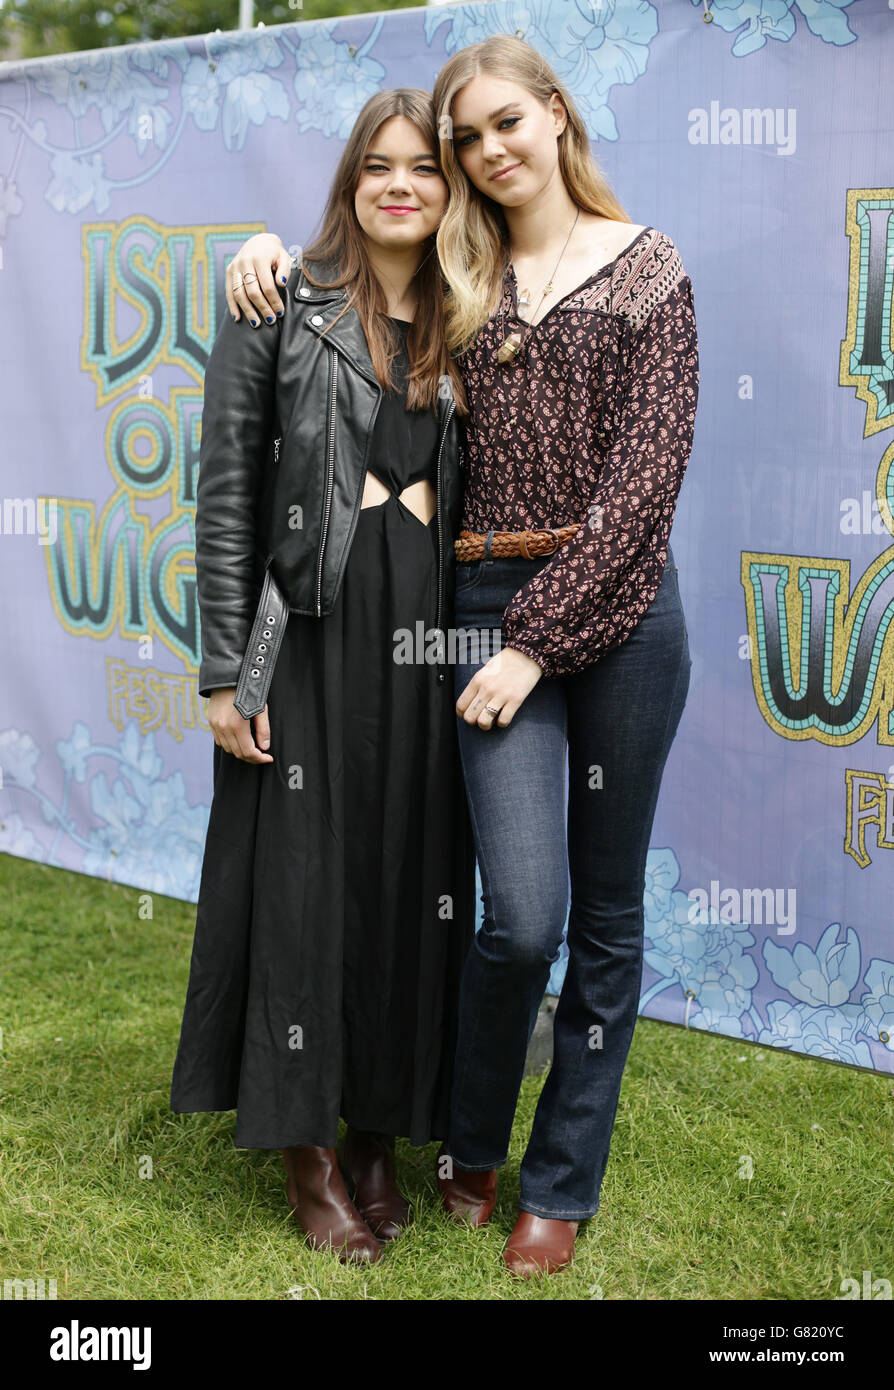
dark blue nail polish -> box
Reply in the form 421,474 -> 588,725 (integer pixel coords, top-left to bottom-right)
266,315 -> 274,323
250,319 -> 259,327
280,275 -> 287,284
276,309 -> 283,317
232,314 -> 238,321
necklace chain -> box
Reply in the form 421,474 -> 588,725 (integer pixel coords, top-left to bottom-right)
514,206 -> 581,326
495,207 -> 581,423
495,206 -> 581,378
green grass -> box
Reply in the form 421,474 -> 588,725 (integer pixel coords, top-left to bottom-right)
1,851 -> 891,1301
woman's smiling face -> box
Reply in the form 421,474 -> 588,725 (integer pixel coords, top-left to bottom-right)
449,74 -> 567,205
353,115 -> 447,250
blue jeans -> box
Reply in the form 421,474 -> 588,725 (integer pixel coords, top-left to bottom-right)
444,545 -> 691,1220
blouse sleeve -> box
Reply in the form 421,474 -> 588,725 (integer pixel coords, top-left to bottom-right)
500,267 -> 699,678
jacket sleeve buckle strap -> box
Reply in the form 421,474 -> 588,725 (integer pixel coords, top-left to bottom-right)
233,562 -> 290,720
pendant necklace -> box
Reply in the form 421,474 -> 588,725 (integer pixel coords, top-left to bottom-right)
496,206 -> 581,365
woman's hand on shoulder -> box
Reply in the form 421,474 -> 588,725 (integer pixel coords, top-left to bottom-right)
226,233 -> 292,326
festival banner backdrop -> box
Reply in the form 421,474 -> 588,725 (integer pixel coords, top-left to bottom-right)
0,0 -> 892,1073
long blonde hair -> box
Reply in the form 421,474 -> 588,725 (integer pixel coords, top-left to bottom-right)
433,35 -> 630,356
302,88 -> 467,417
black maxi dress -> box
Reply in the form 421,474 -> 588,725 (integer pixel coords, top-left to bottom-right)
170,316 -> 476,1149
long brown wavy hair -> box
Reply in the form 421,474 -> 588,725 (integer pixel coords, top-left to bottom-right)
432,35 -> 631,356
300,88 -> 468,418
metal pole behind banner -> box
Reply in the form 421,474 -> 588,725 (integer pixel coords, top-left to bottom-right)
238,0 -> 255,29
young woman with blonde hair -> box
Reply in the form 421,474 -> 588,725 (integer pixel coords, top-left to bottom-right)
230,33 -> 698,1278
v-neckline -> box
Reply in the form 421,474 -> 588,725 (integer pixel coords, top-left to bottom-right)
506,225 -> 654,329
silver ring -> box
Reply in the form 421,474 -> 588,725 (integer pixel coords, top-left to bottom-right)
484,704 -> 501,715
243,272 -> 258,284
232,276 -> 243,289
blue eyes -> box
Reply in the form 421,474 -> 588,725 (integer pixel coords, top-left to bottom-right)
455,116 -> 521,148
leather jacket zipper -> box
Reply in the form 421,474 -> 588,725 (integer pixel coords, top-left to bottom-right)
315,350 -> 339,617
311,332 -> 455,657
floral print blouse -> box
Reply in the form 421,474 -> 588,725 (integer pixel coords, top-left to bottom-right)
458,225 -> 699,678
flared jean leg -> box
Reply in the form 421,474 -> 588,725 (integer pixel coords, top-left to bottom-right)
443,550 -> 691,1214
518,574 -> 690,1218
445,667 -> 570,1171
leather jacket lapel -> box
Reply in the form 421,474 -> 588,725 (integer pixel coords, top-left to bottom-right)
296,260 -> 382,391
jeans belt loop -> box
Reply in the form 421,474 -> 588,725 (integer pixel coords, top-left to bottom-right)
484,528 -> 495,561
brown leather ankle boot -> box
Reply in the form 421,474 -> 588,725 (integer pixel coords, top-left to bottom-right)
282,1145 -> 383,1264
436,1148 -> 498,1226
338,1128 -> 411,1241
503,1211 -> 579,1277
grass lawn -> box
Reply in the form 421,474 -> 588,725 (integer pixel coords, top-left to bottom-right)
1,851 -> 891,1301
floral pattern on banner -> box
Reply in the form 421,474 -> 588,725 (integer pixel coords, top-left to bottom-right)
0,19 -> 386,228
6,718 -> 887,1071
684,0 -> 859,55
0,722 -> 209,900
0,0 -> 861,236
470,844 -> 893,1071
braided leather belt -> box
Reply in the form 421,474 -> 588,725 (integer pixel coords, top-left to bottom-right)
454,524 -> 580,562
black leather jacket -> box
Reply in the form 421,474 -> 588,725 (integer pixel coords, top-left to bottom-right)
195,251 -> 465,712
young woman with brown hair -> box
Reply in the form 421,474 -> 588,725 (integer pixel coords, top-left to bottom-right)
170,89 -> 475,1267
